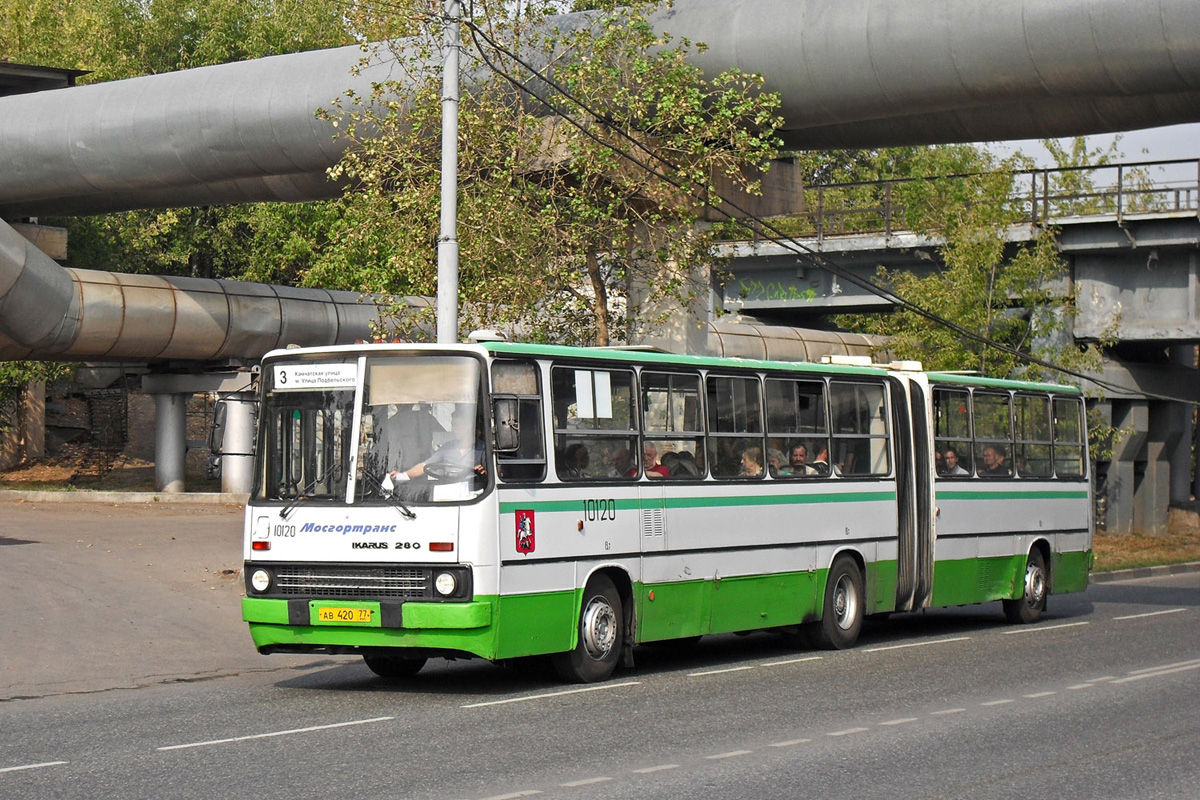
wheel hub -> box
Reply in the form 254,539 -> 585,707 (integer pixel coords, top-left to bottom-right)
581,597 -> 617,659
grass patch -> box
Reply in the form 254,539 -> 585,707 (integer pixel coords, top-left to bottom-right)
1093,531 -> 1200,572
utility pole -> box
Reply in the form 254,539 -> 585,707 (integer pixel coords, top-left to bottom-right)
437,0 -> 462,344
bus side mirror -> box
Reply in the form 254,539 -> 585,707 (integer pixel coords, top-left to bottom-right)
493,397 -> 520,453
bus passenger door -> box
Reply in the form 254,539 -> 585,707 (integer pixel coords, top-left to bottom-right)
639,485 -> 666,552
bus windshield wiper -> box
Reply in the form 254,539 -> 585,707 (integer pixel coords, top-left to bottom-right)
362,468 -> 417,520
279,476 -> 323,520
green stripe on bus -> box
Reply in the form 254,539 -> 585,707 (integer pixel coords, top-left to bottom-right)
500,490 -> 894,515
937,490 -> 1089,500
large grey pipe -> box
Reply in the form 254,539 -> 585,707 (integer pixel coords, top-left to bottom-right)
0,0 -> 1198,217
0,218 -> 403,362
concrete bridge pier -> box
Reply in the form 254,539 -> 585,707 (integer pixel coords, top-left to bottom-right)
152,392 -> 187,493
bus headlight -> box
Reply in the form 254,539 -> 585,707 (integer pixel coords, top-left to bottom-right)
434,572 -> 458,597
250,568 -> 272,593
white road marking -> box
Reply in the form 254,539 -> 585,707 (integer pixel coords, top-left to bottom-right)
981,699 -> 1014,706
1112,658 -> 1200,684
769,739 -> 811,747
461,681 -> 640,708
1024,691 -> 1056,698
1002,621 -> 1089,635
706,750 -> 752,760
878,717 -> 918,726
688,665 -> 756,677
481,791 -> 542,800
1087,676 -> 1116,683
157,716 -> 394,751
931,708 -> 965,715
827,727 -> 869,737
633,764 -> 679,774
0,760 -> 68,774
1114,608 -> 1186,621
1067,683 -> 1094,690
758,656 -> 823,667
560,777 -> 611,787
864,636 -> 972,653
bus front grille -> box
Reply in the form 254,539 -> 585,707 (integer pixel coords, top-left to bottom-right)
274,566 -> 430,599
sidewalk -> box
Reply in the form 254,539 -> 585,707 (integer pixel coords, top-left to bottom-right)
0,489 -> 248,505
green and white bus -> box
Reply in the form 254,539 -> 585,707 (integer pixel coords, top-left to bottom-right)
241,342 -> 1092,682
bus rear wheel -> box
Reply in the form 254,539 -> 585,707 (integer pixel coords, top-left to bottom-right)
552,574 -> 623,683
363,654 -> 427,680
1003,548 -> 1048,624
813,556 -> 864,650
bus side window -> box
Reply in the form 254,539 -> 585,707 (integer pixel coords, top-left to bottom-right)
1015,394 -> 1052,478
1053,396 -> 1086,478
492,360 -> 546,482
829,381 -> 890,476
707,375 -> 764,479
551,366 -> 638,481
933,387 -> 973,478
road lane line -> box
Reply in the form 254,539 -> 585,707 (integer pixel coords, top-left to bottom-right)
0,761 -> 68,774
864,636 -> 971,653
461,681 -> 641,708
758,656 -> 823,667
1126,658 -> 1200,676
1067,684 -> 1094,690
1002,621 -> 1089,635
981,699 -> 1014,706
1087,676 -> 1116,683
706,750 -> 752,760
482,791 -> 542,800
1112,661 -> 1200,684
633,764 -> 679,774
1114,608 -> 1186,621
688,665 -> 756,677
931,708 -> 965,716
560,777 -> 611,787
878,717 -> 918,726
827,728 -> 869,737
157,716 -> 394,751
769,739 -> 811,747
1024,691 -> 1056,698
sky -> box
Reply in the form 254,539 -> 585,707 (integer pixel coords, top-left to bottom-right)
986,121 -> 1200,175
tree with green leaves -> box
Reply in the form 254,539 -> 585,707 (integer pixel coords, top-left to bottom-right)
325,0 -> 783,345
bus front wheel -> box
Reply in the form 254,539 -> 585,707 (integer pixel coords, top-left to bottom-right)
363,654 -> 427,681
813,556 -> 864,650
1003,548 -> 1047,624
553,574 -> 623,683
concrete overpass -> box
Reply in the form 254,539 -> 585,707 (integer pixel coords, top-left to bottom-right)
716,160 -> 1200,534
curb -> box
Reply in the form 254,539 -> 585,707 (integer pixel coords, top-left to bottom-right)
1091,561 -> 1200,582
0,490 -> 249,505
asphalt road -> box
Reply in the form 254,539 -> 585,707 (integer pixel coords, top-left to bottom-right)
1,500 -> 1198,799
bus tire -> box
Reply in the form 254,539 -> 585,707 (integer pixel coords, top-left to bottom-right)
1003,548 -> 1047,624
363,654 -> 427,680
814,556 -> 864,650
552,574 -> 623,683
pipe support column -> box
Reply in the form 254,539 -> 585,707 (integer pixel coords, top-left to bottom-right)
220,393 -> 258,494
154,393 -> 187,493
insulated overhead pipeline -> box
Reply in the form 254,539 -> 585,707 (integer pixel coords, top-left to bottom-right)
0,0 -> 1198,217
0,218 -> 405,362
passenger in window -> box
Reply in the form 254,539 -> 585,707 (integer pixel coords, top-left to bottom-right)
980,445 -> 1010,477
766,448 -> 786,477
608,448 -> 637,478
739,447 -> 764,477
644,443 -> 671,478
660,451 -> 681,476
942,447 -> 969,476
783,444 -> 815,476
562,443 -> 591,478
673,450 -> 701,477
811,446 -> 831,476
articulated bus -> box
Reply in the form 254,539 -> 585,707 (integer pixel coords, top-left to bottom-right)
241,342 -> 1092,682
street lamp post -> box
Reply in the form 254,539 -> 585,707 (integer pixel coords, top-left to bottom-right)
437,0 -> 461,344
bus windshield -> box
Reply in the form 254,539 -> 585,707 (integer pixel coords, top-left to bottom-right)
255,354 -> 489,505
357,355 -> 489,505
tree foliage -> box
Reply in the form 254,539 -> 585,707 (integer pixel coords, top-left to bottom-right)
327,0 -> 783,344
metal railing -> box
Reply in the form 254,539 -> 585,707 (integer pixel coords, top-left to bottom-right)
734,158 -> 1200,244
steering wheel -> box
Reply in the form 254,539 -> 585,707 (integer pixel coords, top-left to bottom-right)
422,463 -> 476,482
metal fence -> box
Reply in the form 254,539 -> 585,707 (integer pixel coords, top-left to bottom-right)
742,158 -> 1200,244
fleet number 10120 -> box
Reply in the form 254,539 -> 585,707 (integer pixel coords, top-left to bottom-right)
582,499 -> 617,521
